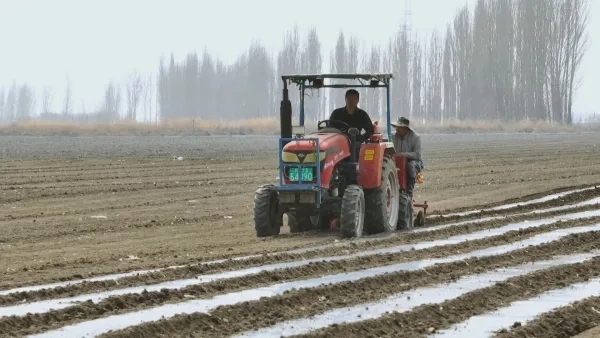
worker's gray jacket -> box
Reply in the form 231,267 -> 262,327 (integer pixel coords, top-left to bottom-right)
392,130 -> 423,165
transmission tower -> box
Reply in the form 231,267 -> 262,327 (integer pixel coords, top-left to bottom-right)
403,0 -> 412,36
404,0 -> 413,117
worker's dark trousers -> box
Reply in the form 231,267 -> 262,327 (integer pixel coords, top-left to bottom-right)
406,160 -> 423,197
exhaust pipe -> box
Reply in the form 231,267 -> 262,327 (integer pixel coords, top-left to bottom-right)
280,82 -> 292,144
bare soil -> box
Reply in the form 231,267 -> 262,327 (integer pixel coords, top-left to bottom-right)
96,231 -> 600,338
2,133 -> 600,337
4,218 -> 600,337
494,296 -> 600,338
2,203 -> 599,306
573,326 -> 600,338
2,133 -> 600,288
293,255 -> 600,338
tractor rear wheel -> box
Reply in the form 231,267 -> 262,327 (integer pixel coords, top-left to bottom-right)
397,192 -> 413,230
364,156 -> 399,235
340,184 -> 365,238
253,184 -> 282,237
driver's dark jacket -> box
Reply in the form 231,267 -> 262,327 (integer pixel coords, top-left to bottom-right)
329,107 -> 374,138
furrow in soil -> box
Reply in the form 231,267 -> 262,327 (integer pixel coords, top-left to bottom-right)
2,210 -> 599,304
5,223 -> 600,337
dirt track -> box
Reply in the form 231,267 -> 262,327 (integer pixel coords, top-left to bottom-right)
2,132 -> 600,337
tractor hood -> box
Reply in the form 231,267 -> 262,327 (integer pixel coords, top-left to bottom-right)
281,132 -> 350,164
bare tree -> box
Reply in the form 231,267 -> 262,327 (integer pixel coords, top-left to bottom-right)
42,86 -> 53,114
0,87 -> 5,121
198,50 -> 215,119
442,25 -> 456,121
411,38 -> 422,119
80,100 -> 87,116
16,84 -> 35,120
389,28 -> 411,118
5,82 -> 18,121
149,1 -> 591,126
157,56 -> 169,121
276,26 -> 301,120
168,54 -> 184,119
100,81 -> 122,122
300,27 -> 323,121
563,0 -> 590,124
470,0 -> 491,120
363,45 -> 381,119
115,85 -> 123,119
62,75 -> 72,117
491,0 -> 516,121
426,29 -> 443,120
126,71 -> 143,121
247,42 -> 275,119
331,32 -> 347,109
327,49 -> 336,115
141,74 -> 153,122
452,6 -> 473,120
346,37 -> 361,103
183,52 -> 199,119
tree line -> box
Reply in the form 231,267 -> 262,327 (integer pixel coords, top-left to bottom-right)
0,0 -> 589,125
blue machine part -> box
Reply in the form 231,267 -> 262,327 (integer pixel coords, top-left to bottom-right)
273,137 -> 322,205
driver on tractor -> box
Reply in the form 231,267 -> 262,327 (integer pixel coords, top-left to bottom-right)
329,89 -> 374,143
391,116 -> 423,198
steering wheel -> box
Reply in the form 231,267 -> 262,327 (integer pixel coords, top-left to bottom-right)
317,119 -> 350,133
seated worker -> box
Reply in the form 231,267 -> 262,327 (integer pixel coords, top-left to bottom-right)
329,89 -> 374,141
391,116 -> 423,198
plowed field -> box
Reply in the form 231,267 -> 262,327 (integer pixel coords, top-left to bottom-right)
2,132 -> 600,337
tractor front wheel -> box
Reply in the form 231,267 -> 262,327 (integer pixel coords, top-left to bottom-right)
397,192 -> 413,230
364,156 -> 399,235
340,185 -> 366,238
253,184 -> 283,237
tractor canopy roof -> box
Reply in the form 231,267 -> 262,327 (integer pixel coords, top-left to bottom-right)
279,73 -> 395,139
281,73 -> 393,88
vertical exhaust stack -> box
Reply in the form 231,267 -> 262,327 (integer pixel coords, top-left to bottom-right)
280,82 -> 292,145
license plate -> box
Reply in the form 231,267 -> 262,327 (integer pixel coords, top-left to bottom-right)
289,167 -> 314,181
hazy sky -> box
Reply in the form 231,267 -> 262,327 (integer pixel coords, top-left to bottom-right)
1,0 -> 598,118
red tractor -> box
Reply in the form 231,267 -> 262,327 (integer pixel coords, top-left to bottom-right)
254,73 -> 427,238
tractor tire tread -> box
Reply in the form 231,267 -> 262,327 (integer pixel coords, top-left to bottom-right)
340,184 -> 365,238
364,156 -> 398,234
397,192 -> 413,230
253,184 -> 282,237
